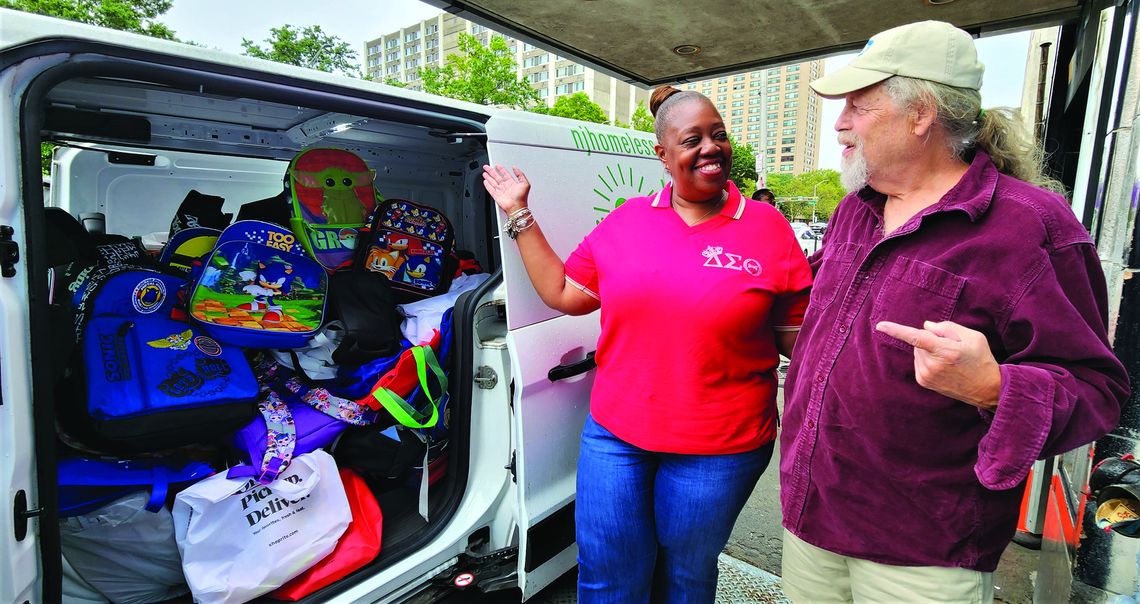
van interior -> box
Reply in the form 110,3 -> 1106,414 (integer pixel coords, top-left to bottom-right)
22,51 -> 500,602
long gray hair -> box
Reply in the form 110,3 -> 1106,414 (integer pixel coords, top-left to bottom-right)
883,76 -> 1065,194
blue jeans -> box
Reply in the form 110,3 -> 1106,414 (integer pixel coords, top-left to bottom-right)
576,414 -> 773,603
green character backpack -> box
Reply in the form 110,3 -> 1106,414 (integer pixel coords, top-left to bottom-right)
288,148 -> 378,271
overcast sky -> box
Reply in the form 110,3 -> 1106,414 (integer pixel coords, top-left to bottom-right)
163,0 -> 442,52
163,1 -> 1033,172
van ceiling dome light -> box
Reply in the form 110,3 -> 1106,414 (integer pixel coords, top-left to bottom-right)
673,45 -> 701,56
287,113 -> 370,145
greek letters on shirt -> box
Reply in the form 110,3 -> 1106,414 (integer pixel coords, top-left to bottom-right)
701,245 -> 763,277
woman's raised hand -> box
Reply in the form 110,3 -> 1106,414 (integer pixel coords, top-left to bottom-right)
482,164 -> 531,214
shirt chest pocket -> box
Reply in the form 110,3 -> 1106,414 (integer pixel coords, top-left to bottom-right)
870,257 -> 966,351
807,241 -> 860,313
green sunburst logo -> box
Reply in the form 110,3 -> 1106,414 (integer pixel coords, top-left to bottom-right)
592,162 -> 666,224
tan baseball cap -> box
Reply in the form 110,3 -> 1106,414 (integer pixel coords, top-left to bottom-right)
810,21 -> 985,98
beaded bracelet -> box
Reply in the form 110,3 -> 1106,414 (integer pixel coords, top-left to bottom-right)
503,207 -> 536,239
501,207 -> 527,234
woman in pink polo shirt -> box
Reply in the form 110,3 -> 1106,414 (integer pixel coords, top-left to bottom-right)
483,85 -> 812,602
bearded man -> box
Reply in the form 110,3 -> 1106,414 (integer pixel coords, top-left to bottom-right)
778,20 -> 1130,603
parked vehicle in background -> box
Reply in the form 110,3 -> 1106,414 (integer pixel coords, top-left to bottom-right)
809,221 -> 828,237
790,223 -> 821,256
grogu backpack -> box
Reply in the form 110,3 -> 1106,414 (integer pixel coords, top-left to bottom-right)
288,148 -> 378,271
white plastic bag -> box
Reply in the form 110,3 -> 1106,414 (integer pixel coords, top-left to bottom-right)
173,450 -> 351,604
59,490 -> 188,604
61,552 -> 108,604
269,321 -> 345,380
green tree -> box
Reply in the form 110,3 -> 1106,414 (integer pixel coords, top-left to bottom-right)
798,170 -> 845,220
765,169 -> 844,221
382,77 -> 407,88
420,34 -> 539,109
241,25 -> 360,77
0,0 -> 177,38
764,172 -> 795,220
539,92 -> 608,124
729,135 -> 757,187
2,0 -> 180,174
630,102 -> 654,133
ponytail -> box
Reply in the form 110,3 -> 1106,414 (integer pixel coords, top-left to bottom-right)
885,77 -> 1065,195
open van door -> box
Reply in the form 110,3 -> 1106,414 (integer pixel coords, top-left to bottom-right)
485,112 -> 664,598
0,63 -> 40,604
0,209 -> 39,604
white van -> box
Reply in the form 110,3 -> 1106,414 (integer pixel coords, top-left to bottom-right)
789,223 -> 820,257
0,10 -> 667,603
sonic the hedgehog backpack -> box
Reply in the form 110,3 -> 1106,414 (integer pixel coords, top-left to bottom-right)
189,221 -> 328,349
288,148 -> 378,272
357,199 -> 456,301
62,268 -> 259,452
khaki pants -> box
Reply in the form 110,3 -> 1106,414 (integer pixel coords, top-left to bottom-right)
781,529 -> 994,603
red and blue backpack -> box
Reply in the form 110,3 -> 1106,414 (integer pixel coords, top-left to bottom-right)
357,199 -> 456,301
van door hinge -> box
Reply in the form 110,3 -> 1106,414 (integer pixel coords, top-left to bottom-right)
0,225 -> 18,278
474,366 -> 497,389
505,451 -> 516,482
13,490 -> 42,541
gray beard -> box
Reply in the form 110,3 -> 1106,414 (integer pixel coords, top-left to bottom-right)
840,149 -> 869,192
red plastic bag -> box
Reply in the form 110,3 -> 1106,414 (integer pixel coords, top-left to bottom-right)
269,468 -> 383,601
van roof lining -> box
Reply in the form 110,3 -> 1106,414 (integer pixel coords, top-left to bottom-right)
46,75 -> 481,136
41,76 -> 486,160
24,48 -> 491,156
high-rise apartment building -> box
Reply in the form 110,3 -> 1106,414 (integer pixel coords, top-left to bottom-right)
365,14 -> 650,125
684,61 -> 825,176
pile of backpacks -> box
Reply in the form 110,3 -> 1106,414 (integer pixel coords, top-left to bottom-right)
47,148 -> 487,604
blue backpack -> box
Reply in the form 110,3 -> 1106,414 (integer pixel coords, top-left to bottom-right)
189,220 -> 328,349
158,226 -> 221,275
58,457 -> 215,517
63,269 -> 259,453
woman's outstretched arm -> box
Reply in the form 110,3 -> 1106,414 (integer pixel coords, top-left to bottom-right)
483,164 -> 600,315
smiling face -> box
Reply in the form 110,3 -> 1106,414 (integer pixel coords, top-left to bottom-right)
834,83 -> 915,192
654,98 -> 732,204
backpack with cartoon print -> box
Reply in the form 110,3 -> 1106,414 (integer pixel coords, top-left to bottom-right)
356,199 -> 456,301
189,220 -> 328,349
288,148 -> 378,272
60,269 -> 259,453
